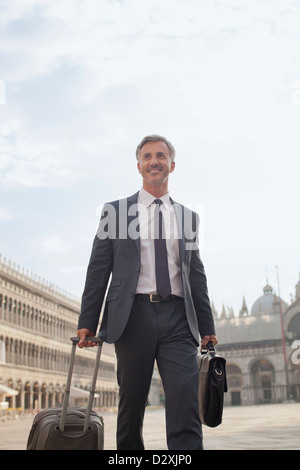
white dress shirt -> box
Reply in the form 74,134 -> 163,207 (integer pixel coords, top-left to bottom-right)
135,188 -> 184,297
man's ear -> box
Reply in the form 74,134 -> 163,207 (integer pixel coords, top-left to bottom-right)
170,161 -> 175,173
137,161 -> 141,173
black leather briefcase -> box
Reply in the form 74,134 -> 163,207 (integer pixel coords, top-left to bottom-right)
198,341 -> 227,427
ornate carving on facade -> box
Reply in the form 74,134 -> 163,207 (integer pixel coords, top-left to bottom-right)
0,254 -> 118,410
214,278 -> 300,405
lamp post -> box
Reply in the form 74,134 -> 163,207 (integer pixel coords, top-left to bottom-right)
276,266 -> 290,400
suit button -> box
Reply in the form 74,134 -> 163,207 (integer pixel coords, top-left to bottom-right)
136,266 -> 140,271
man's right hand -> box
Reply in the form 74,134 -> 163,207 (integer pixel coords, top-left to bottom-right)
77,328 -> 96,348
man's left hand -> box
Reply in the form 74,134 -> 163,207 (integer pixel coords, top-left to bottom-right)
201,335 -> 218,347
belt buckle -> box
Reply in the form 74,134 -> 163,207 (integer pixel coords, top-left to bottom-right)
150,294 -> 160,303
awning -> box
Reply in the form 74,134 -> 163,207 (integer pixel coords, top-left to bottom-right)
0,384 -> 19,397
70,386 -> 99,399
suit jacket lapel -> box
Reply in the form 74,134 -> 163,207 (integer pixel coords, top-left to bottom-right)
170,197 -> 185,265
127,192 -> 140,255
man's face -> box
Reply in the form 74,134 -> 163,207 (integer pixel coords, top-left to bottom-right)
137,141 -> 175,188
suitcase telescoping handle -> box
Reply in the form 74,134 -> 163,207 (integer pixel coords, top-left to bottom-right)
59,337 -> 103,433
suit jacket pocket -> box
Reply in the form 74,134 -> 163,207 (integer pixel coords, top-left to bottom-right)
107,291 -> 119,301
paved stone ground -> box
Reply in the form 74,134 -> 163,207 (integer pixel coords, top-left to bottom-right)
0,403 -> 299,450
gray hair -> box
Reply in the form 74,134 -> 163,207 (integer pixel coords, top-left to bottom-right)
136,134 -> 176,162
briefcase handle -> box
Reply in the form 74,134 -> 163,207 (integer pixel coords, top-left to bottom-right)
200,340 -> 215,355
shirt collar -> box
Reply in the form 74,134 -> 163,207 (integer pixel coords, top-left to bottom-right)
138,188 -> 170,208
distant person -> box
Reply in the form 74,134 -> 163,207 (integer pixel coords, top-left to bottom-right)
76,135 -> 217,450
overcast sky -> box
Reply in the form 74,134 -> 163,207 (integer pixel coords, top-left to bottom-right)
0,0 -> 299,317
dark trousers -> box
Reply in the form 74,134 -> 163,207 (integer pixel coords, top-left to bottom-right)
114,297 -> 203,450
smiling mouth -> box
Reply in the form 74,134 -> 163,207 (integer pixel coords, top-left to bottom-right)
148,167 -> 161,173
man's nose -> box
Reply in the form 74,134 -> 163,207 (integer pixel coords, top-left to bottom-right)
149,156 -> 159,166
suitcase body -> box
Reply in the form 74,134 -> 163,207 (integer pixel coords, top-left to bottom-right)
27,337 -> 104,450
26,406 -> 104,450
198,341 -> 227,428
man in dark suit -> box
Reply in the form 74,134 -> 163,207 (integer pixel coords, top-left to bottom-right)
77,135 -> 217,450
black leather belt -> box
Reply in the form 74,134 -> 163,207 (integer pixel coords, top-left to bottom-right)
135,294 -> 184,303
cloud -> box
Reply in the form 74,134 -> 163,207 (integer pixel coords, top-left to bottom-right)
0,0 -> 300,311
2,0 -> 299,92
1,0 -> 299,194
41,235 -> 74,253
0,121 -> 83,188
0,205 -> 13,219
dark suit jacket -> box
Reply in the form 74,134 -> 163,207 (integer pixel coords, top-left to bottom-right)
78,191 -> 216,344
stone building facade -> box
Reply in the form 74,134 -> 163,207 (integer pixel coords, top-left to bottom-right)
0,255 -> 119,410
1,251 -> 299,411
214,276 -> 300,406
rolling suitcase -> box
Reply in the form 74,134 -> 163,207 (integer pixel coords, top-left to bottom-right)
27,337 -> 104,450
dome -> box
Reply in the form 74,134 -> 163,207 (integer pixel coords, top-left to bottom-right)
250,283 -> 288,316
